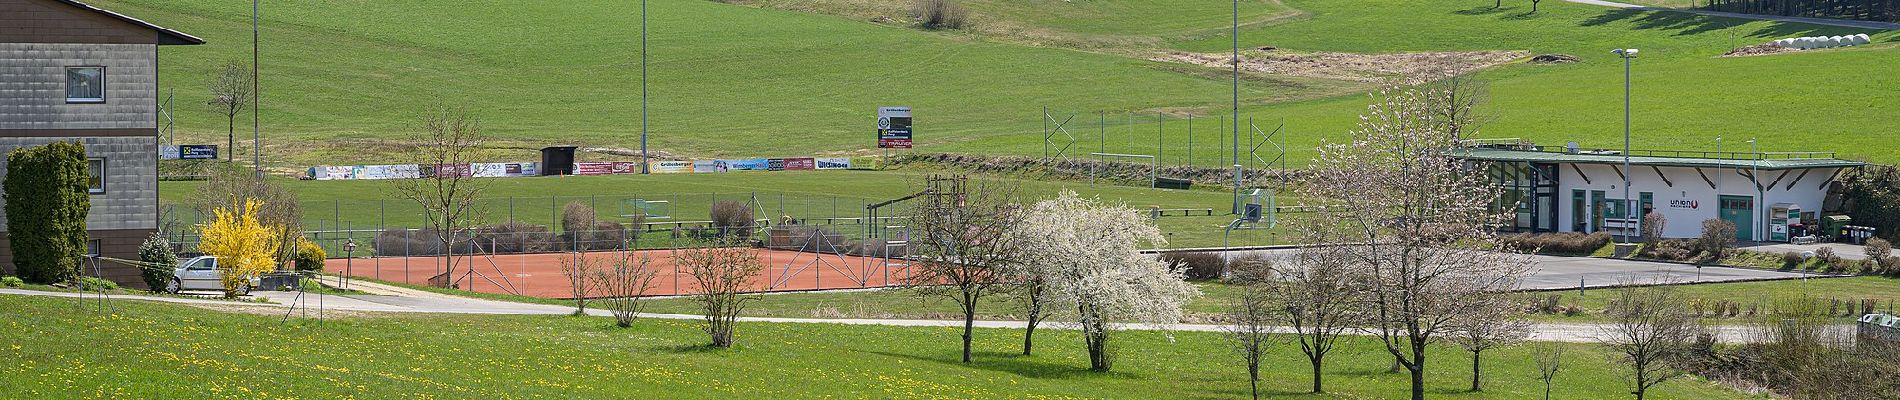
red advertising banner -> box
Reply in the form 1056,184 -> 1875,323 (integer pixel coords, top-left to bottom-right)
574,162 -> 616,175
783,157 -> 816,170
612,162 -> 637,174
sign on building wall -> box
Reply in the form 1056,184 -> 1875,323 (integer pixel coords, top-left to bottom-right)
877,106 -> 912,149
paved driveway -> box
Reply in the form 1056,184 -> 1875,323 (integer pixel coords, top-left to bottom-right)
1210,248 -> 1814,290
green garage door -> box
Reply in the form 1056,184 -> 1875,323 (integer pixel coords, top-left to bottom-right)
1719,195 -> 1754,241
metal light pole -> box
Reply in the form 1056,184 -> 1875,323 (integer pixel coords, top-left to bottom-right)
252,0 -> 262,180
1232,0 -> 1242,215
1613,48 -> 1638,243
1751,138 -> 1761,242
640,0 -> 651,174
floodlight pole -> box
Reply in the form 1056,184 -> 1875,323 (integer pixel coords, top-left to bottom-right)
252,0 -> 261,180
1614,48 -> 1636,244
640,0 -> 651,174
1232,0 -> 1242,215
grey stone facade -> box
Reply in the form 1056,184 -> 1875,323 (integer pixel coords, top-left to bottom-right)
0,42 -> 156,130
0,136 -> 158,231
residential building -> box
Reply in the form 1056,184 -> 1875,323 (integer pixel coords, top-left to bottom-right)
1,0 -> 203,287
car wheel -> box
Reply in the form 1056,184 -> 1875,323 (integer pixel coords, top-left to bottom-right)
165,278 -> 181,294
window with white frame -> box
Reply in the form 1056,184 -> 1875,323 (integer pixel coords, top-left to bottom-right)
87,158 -> 106,194
66,67 -> 105,103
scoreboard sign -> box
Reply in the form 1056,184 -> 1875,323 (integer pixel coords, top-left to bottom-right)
877,106 -> 912,149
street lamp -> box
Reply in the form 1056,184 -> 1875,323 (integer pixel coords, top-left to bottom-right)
1612,48 -> 1638,243
640,0 -> 651,174
343,239 -> 357,290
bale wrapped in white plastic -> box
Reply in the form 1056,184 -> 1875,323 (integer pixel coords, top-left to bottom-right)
1774,38 -> 1794,47
1795,37 -> 1816,49
1830,36 -> 1847,47
1852,34 -> 1872,45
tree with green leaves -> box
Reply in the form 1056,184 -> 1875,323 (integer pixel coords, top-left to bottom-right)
4,141 -> 91,284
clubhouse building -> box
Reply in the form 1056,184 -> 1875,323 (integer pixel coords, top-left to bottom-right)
1458,142 -> 1865,241
0,0 -> 202,287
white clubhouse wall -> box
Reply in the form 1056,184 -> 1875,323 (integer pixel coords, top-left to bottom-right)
1555,163 -> 1839,240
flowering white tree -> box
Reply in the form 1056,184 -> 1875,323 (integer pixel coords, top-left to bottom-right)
1015,191 -> 1199,372
1295,81 -> 1532,400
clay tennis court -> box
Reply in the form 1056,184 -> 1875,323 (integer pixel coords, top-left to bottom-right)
323,248 -> 911,299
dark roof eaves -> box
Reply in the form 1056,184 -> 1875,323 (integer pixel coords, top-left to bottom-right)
55,0 -> 206,45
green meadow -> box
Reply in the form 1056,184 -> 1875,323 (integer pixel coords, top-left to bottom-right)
93,0 -> 1900,170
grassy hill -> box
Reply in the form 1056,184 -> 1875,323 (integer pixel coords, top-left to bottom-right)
101,0 -> 1898,170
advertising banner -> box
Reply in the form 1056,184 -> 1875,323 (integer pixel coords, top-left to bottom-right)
815,158 -> 851,170
427,164 -> 473,178
693,160 -> 724,173
160,146 -> 181,160
784,157 -> 816,171
574,162 -> 616,175
728,159 -> 771,171
654,161 -> 693,173
471,163 -> 510,178
179,145 -> 219,160
612,162 -> 637,174
767,158 -> 786,171
877,106 -> 913,149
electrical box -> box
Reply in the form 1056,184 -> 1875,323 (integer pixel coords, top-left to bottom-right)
1768,203 -> 1800,242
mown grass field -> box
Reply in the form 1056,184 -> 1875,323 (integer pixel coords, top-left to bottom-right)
0,294 -> 1759,399
96,0 -> 1900,171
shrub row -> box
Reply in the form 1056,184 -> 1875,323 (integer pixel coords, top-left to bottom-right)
1500,232 -> 1612,255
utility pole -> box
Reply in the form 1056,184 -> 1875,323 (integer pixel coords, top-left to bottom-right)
640,0 -> 651,174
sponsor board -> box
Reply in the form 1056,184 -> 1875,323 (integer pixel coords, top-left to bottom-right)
653,161 -> 693,173
575,162 -> 616,175
472,163 -> 510,178
815,158 -> 851,170
784,157 -> 816,171
768,158 -> 786,171
612,162 -> 637,174
160,146 -> 180,160
728,159 -> 771,171
877,106 -> 912,149
693,160 -> 724,173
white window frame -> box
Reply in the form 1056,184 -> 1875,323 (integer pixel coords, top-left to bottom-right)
65,66 -> 106,103
87,158 -> 106,194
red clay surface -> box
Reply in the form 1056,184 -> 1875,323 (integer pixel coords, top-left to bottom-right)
323,249 -> 910,299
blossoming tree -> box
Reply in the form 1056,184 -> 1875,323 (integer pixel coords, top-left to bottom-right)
196,199 -> 281,298
1015,191 -> 1199,372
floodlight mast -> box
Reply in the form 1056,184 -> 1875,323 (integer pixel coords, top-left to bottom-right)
1232,0 -> 1242,215
1613,48 -> 1637,243
640,0 -> 651,174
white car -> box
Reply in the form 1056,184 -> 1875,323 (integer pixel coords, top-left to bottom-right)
165,256 -> 259,296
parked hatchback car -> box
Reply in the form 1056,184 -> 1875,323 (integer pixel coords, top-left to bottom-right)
165,256 -> 258,296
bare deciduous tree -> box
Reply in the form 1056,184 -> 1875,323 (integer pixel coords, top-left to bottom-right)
675,239 -> 763,348
1014,272 -> 1049,356
396,108 -> 486,288
904,175 -> 1024,364
592,250 -> 658,328
1295,82 -> 1533,400
1533,342 -> 1564,400
1016,191 -> 1199,372
1448,294 -> 1531,392
1599,281 -> 1698,400
559,252 -> 600,315
206,61 -> 251,163
1223,272 -> 1276,400
1270,246 -> 1356,394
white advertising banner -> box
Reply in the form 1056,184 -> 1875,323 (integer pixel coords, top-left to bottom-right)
815,158 -> 851,170
653,161 -> 693,174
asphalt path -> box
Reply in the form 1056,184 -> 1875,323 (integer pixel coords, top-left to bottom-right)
1211,248 -> 1816,290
